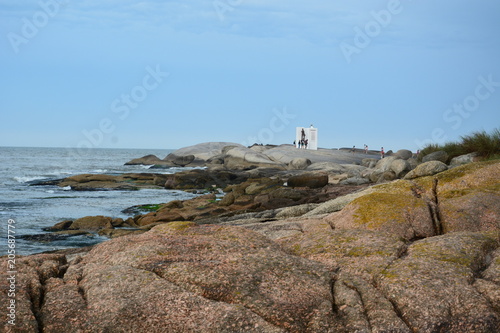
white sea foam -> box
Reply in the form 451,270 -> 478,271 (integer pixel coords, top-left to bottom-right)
14,176 -> 46,183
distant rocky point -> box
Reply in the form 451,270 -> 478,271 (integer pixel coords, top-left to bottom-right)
124,142 -> 478,186
31,142 -> 484,198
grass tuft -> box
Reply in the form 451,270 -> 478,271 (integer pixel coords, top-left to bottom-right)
420,128 -> 500,162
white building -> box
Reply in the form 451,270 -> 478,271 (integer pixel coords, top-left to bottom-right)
296,126 -> 318,150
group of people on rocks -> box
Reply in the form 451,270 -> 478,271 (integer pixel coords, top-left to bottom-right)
350,144 -> 385,158
293,127 -> 421,160
297,139 -> 308,149
351,146 -> 420,159
351,144 -> 375,155
294,128 -> 309,149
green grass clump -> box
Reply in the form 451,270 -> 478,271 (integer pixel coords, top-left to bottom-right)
142,204 -> 162,211
420,128 -> 500,162
461,129 -> 500,160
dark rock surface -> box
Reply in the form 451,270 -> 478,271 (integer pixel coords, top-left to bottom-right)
124,154 -> 164,165
287,173 -> 329,188
422,150 -> 449,163
165,153 -> 195,166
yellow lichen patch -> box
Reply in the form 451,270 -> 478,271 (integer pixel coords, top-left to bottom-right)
414,160 -> 500,195
151,221 -> 196,234
379,268 -> 400,280
346,246 -> 377,257
334,160 -> 500,236
439,188 -> 475,199
349,192 -> 425,229
407,232 -> 498,271
371,179 -> 416,195
166,221 -> 197,230
483,230 -> 500,239
283,227 -> 403,264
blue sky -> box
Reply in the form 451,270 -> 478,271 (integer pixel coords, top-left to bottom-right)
1,0 -> 499,150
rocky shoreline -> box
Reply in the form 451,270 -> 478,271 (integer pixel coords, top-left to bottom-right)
2,142 -> 499,332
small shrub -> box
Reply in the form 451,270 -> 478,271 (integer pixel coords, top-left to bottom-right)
419,144 -> 441,161
440,142 -> 465,161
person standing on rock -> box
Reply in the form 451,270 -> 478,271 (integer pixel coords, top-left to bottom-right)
351,146 -> 356,154
364,144 -> 368,154
381,147 -> 385,159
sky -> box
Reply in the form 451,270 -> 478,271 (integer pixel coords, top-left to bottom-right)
0,0 -> 499,151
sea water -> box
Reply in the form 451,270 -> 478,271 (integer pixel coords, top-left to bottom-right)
0,147 -> 198,255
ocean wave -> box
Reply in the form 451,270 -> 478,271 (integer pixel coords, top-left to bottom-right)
14,176 -> 47,183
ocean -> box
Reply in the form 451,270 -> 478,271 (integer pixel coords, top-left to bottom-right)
0,147 -> 199,255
